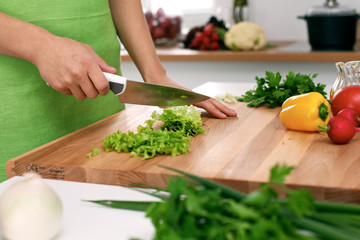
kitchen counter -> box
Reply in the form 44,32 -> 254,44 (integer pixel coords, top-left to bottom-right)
0,177 -> 156,240
121,41 -> 360,62
6,82 -> 360,204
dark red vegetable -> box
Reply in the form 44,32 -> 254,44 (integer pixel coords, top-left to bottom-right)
331,85 -> 360,116
318,116 -> 360,144
336,108 -> 359,127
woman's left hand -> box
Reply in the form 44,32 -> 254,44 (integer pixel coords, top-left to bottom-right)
146,75 -> 237,119
194,98 -> 237,119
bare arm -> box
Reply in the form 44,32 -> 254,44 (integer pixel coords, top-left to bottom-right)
108,0 -> 237,118
0,12 -> 116,100
108,0 -> 166,83
0,12 -> 49,62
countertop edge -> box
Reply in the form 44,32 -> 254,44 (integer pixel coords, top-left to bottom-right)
121,41 -> 360,63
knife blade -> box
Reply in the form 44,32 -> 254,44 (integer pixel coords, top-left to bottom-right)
104,72 -> 210,106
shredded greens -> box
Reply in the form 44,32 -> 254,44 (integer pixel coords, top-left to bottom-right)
86,164 -> 360,240
236,71 -> 327,108
151,105 -> 205,137
87,145 -> 101,158
103,105 -> 204,160
215,93 -> 239,103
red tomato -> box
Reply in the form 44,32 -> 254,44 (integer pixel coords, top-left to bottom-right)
331,85 -> 360,116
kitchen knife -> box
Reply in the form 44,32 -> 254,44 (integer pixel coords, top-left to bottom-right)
104,72 -> 210,106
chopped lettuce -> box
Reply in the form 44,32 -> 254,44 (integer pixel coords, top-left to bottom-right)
87,145 -> 101,158
103,105 -> 204,160
151,105 -> 205,137
215,93 -> 239,103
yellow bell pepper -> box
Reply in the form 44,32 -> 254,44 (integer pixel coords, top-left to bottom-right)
279,92 -> 330,132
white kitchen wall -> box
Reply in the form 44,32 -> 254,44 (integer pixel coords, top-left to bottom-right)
245,0 -> 360,41
142,0 -> 360,41
122,60 -> 335,92
181,0 -> 360,41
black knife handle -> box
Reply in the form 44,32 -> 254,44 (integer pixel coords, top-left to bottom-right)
103,72 -> 127,95
109,81 -> 125,95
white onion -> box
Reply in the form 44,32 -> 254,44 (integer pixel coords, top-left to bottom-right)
0,173 -> 63,240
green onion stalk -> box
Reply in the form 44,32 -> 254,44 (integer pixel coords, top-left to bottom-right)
85,164 -> 360,240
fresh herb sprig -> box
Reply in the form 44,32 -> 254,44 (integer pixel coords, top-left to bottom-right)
86,164 -> 360,240
237,71 -> 327,108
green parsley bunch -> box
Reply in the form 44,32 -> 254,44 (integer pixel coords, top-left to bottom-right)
237,71 -> 327,108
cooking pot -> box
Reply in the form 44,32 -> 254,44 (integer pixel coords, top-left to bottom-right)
298,0 -> 359,51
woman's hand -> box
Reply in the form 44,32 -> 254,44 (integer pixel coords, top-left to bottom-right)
145,75 -> 237,119
33,36 -> 117,100
0,13 -> 116,100
194,98 -> 237,119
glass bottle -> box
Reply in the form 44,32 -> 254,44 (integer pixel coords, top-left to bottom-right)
233,0 -> 249,23
330,61 -> 360,100
214,0 -> 233,28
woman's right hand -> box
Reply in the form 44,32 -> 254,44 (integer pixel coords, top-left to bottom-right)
33,36 -> 117,100
0,12 -> 115,100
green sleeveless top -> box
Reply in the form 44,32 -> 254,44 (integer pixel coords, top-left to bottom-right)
0,0 -> 124,181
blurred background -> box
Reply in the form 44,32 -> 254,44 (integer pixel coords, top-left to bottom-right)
141,0 -> 360,41
119,0 -> 360,95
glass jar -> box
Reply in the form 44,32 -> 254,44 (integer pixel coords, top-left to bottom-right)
213,0 -> 233,28
330,61 -> 360,100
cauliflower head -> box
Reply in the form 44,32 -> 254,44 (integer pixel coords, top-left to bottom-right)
225,22 -> 267,51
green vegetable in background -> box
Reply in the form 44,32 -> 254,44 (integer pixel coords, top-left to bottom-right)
86,164 -> 360,240
215,93 -> 239,103
237,71 -> 327,108
103,105 -> 204,160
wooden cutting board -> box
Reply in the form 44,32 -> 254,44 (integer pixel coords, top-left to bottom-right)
6,102 -> 360,203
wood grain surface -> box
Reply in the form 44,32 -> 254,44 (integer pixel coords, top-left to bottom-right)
6,103 -> 360,203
